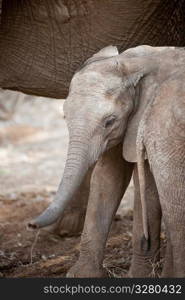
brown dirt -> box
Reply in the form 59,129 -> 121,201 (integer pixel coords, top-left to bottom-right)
0,191 -> 134,278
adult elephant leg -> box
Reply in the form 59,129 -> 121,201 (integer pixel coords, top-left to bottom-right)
67,144 -> 133,277
49,168 -> 92,236
129,161 -> 162,277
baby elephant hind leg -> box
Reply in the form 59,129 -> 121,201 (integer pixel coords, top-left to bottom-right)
129,161 -> 162,278
154,143 -> 185,277
161,190 -> 185,277
161,227 -> 174,277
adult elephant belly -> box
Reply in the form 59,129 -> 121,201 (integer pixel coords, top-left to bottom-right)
0,0 -> 185,99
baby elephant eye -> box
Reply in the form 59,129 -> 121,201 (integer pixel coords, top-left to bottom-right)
104,116 -> 116,128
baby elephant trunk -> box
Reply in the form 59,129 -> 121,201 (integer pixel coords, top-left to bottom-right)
28,138 -> 90,229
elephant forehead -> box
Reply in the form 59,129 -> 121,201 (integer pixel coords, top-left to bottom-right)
72,71 -> 103,89
71,70 -> 120,92
65,93 -> 115,120
90,98 -> 115,114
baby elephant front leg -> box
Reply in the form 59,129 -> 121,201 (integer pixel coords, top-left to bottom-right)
49,169 -> 92,236
67,144 -> 133,277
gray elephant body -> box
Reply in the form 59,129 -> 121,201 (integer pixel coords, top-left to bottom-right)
30,45 -> 185,277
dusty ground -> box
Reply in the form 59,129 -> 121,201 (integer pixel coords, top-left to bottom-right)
0,92 -> 163,277
0,191 -> 134,278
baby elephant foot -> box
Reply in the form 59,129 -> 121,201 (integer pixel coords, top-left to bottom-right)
66,260 -> 108,278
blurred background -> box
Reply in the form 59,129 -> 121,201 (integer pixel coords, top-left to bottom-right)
0,89 -> 67,195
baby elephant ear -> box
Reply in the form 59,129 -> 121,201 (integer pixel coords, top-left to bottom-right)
92,45 -> 119,58
85,46 -> 119,65
122,120 -> 148,162
122,119 -> 138,162
77,46 -> 119,71
122,73 -> 144,163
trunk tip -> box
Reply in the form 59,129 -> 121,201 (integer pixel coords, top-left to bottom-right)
27,220 -> 40,230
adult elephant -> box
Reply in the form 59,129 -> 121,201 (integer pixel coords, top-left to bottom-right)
0,0 -> 185,277
0,0 -> 185,98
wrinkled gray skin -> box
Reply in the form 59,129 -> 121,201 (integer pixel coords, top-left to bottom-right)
135,52 -> 185,277
1,1 -> 185,277
1,0 -> 185,98
30,45 -> 185,277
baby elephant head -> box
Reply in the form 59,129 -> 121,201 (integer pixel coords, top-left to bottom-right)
64,46 -> 138,164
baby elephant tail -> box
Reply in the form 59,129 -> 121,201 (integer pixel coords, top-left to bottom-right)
136,137 -> 150,251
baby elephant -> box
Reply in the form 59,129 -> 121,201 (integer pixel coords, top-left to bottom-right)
29,45 -> 185,277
